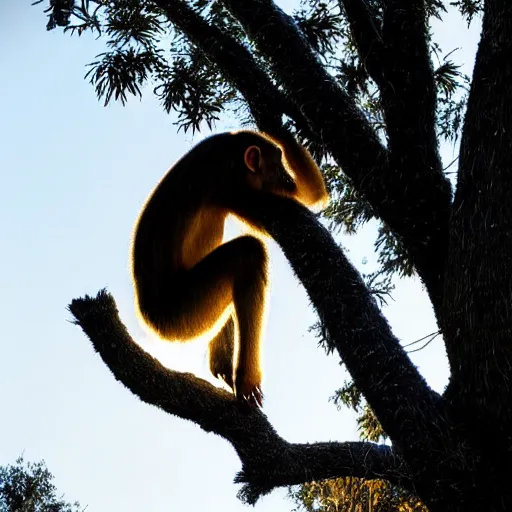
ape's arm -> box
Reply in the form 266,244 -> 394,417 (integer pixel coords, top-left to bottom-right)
266,132 -> 329,209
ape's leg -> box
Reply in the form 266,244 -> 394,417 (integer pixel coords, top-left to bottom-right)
230,237 -> 268,407
208,316 -> 235,390
138,235 -> 268,406
200,236 -> 268,406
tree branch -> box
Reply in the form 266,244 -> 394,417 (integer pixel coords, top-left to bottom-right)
236,441 -> 414,504
442,0 -> 512,425
221,0 -> 451,313
151,0 -> 313,137
223,191 -> 457,474
379,0 -> 451,309
381,0 -> 440,163
339,0 -> 385,86
69,290 -> 414,504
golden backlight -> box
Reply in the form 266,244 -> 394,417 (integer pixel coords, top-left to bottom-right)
133,214 -> 272,391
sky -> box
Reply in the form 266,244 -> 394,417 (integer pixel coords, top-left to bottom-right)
0,2 -> 481,511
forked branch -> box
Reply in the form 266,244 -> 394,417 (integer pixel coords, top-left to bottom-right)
227,191 -> 453,467
220,0 -> 451,312
69,289 -> 414,504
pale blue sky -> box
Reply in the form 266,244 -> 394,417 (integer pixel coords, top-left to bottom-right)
0,2 -> 480,511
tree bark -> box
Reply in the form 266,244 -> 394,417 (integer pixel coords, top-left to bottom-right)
69,290 -> 414,505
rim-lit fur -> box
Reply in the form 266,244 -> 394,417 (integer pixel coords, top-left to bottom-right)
131,130 -> 329,406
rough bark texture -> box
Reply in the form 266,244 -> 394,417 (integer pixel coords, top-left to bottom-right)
69,290 -> 414,504
57,0 -> 512,509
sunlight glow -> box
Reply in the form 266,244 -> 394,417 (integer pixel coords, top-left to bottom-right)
132,215 -> 272,392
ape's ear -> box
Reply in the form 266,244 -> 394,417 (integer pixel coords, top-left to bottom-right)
244,146 -> 262,173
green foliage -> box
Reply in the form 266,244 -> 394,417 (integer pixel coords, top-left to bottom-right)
0,457 -> 83,512
323,165 -> 374,235
332,381 -> 387,443
289,477 -> 427,512
86,47 -> 157,105
432,46 -> 471,144
293,2 -> 345,56
154,47 -> 235,133
426,1 -> 448,19
374,225 -> 415,279
33,0 -> 75,30
450,0 -> 483,24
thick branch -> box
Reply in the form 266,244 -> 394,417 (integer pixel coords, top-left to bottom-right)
379,0 -> 450,308
339,0 -> 385,85
343,0 -> 442,179
442,0 -> 512,424
237,441 -> 413,504
69,290 -> 413,503
221,0 -> 451,313
225,191 -> 458,473
381,0 -> 440,166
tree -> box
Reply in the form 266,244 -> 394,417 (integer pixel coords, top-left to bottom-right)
35,0 -> 512,510
0,457 -> 83,512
